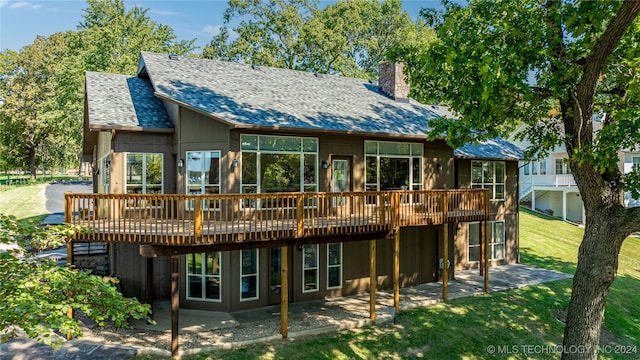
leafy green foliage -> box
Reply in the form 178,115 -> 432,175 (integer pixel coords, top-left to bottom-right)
203,0 -> 434,79
0,214 -> 152,349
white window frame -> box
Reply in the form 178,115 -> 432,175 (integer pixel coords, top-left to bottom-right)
186,252 -> 222,302
240,249 -> 259,301
471,161 -> 506,201
302,244 -> 319,293
239,135 -> 318,209
364,140 -> 423,205
633,156 -> 640,170
555,158 -> 564,175
185,150 -> 221,210
124,152 -> 164,194
467,221 -> 505,263
326,243 -> 343,289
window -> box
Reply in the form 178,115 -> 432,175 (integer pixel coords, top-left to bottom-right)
240,135 -> 317,195
327,243 -> 342,289
186,151 -> 221,209
523,162 -> 530,176
471,161 -> 506,200
633,157 -> 640,170
365,141 -> 423,203
555,159 -> 564,175
302,244 -> 319,292
532,161 -> 538,175
186,253 -> 221,301
468,221 -> 505,262
125,153 -> 163,194
240,249 -> 259,300
539,159 -> 547,175
187,151 -> 220,195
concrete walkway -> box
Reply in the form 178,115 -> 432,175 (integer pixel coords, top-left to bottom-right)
0,264 -> 571,359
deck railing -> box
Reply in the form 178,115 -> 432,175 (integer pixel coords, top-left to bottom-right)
64,189 -> 489,246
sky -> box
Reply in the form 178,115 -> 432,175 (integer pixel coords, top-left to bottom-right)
0,0 -> 438,53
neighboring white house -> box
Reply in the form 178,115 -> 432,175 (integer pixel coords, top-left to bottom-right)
510,121 -> 640,224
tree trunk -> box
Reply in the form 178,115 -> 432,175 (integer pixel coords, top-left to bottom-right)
27,128 -> 37,180
562,210 -> 625,360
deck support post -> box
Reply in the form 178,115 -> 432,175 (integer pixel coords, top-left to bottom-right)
479,221 -> 485,276
442,192 -> 448,301
280,246 -> 289,338
393,228 -> 400,312
171,255 -> 179,358
369,239 -> 376,324
442,223 -> 448,301
194,199 -> 202,237
484,191 -> 490,293
484,221 -> 490,293
146,258 -> 154,315
66,240 -> 73,340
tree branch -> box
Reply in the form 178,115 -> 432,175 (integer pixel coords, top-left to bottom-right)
617,205 -> 640,236
578,1 -> 640,107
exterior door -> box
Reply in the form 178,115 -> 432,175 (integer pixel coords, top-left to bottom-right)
331,157 -> 352,210
268,247 -> 293,305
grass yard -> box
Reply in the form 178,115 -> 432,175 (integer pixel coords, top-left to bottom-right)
181,209 -> 639,360
0,183 -> 48,221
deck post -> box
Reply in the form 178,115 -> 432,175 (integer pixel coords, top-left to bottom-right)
171,255 -> 179,358
442,193 -> 448,301
194,199 -> 202,237
484,221 -> 490,293
280,246 -> 289,338
146,258 -> 154,314
393,228 -> 400,312
369,239 -> 376,324
66,240 -> 73,340
479,220 -> 485,276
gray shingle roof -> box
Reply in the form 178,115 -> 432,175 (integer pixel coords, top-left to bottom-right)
85,71 -> 173,131
454,137 -> 524,160
139,52 -> 449,137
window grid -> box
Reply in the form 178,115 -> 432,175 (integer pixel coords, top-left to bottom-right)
186,252 -> 221,302
327,243 -> 343,289
240,134 -> 318,197
471,161 -> 505,201
468,221 -> 505,262
302,244 -> 319,293
240,249 -> 259,301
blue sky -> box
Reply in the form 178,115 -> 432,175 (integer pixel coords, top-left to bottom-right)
0,0 -> 437,53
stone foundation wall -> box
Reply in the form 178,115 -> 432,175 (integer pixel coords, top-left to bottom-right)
74,254 -> 110,276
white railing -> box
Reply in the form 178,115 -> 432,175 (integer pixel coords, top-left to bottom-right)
521,174 -> 576,189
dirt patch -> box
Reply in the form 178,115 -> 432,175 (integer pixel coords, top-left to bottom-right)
405,345 -> 431,358
553,308 -> 629,347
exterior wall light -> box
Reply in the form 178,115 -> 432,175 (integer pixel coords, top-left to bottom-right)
232,159 -> 239,169
177,158 -> 184,169
322,160 -> 329,169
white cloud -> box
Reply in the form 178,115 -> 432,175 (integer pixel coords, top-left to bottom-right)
9,1 -> 29,9
202,25 -> 222,36
2,1 -> 43,10
149,9 -> 178,16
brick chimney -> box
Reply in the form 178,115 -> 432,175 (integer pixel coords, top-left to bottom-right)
378,61 -> 409,102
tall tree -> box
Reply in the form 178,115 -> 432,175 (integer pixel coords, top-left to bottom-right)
0,33 -> 75,179
79,0 -> 196,75
204,0 -> 433,78
395,1 -> 640,358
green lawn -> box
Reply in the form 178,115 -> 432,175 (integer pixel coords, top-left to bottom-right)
0,183 -> 48,221
179,208 -> 639,360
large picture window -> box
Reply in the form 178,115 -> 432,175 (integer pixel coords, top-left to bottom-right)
327,243 -> 342,289
125,153 -> 163,194
468,221 -> 505,262
186,252 -> 221,302
471,161 -> 506,200
365,141 -> 423,195
187,151 -> 220,195
240,135 -> 317,195
302,244 -> 319,292
240,249 -> 259,300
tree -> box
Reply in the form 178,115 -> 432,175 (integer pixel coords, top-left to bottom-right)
204,0 -> 433,78
79,0 -> 196,75
0,33 -> 76,179
0,215 -> 152,348
395,1 -> 640,358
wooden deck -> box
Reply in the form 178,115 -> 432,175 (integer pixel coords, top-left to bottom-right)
65,189 -> 489,247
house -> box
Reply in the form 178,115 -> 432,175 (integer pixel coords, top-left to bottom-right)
510,122 -> 640,224
75,53 -> 522,316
